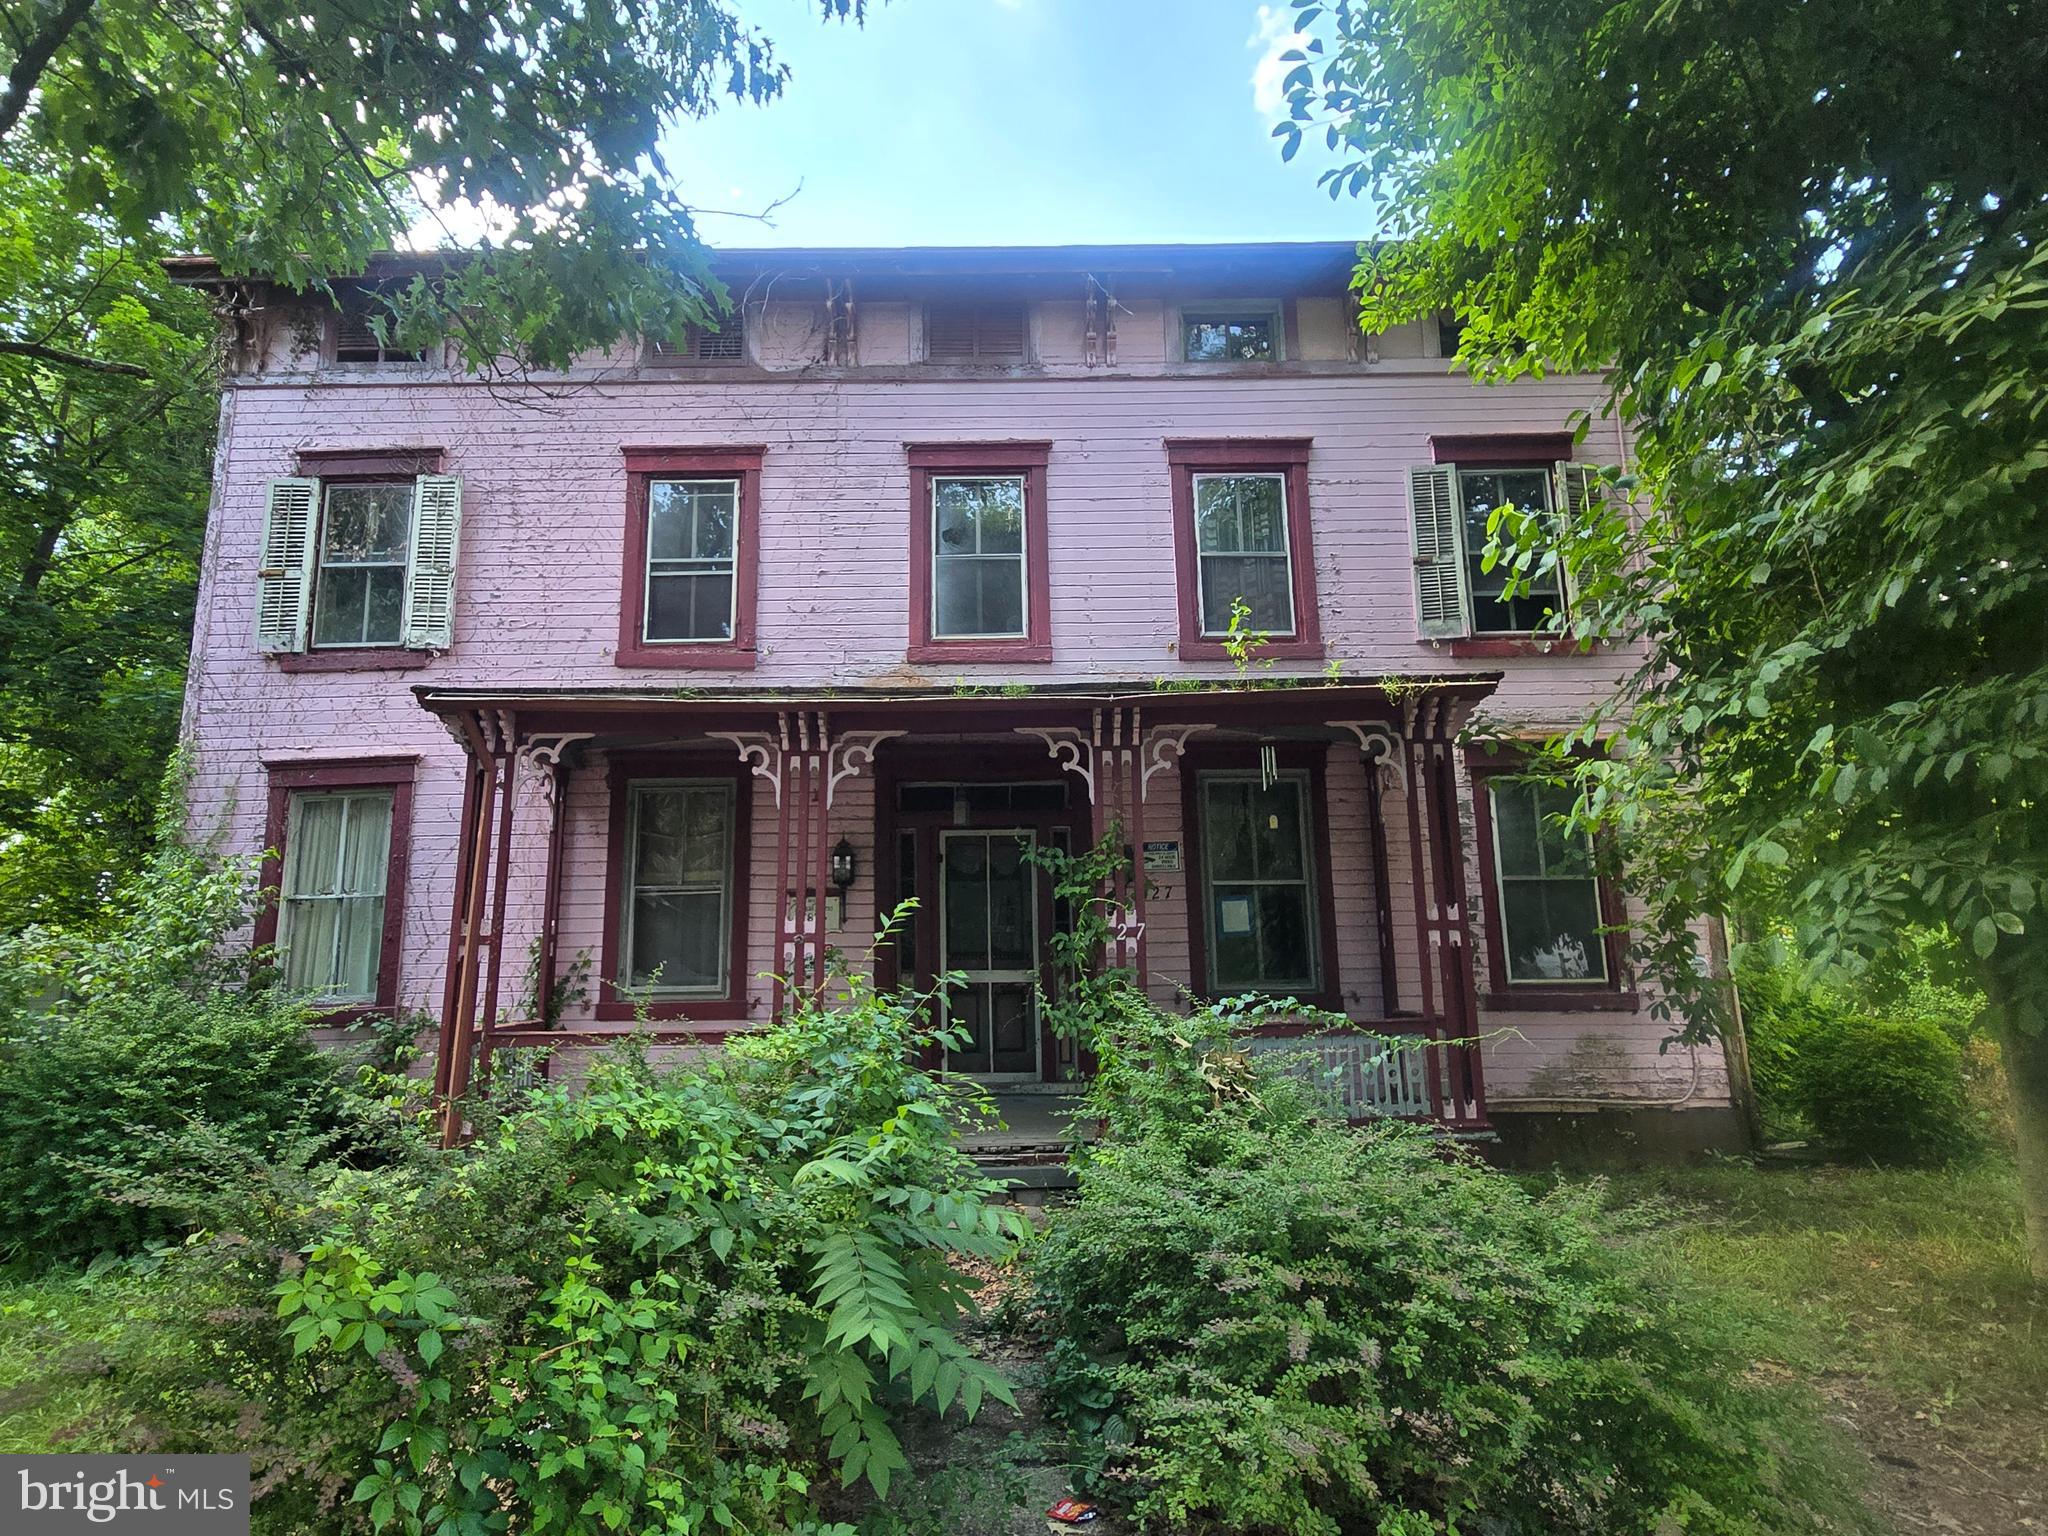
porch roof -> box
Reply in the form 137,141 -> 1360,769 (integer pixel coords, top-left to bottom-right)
411,675 -> 1503,736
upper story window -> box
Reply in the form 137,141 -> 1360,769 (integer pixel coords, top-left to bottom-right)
256,454 -> 461,666
1409,436 -> 1592,643
617,446 -> 763,669
1181,305 -> 1280,362
646,313 -> 746,366
645,480 -> 739,642
1459,467 -> 1563,634
312,483 -> 412,648
925,302 -> 1027,364
254,757 -> 417,1022
1166,439 -> 1323,662
906,442 -> 1051,663
332,283 -> 425,364
1193,473 -> 1293,637
932,476 -> 1027,638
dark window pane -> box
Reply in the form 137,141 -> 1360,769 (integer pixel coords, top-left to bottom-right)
323,484 -> 412,562
1460,466 -> 1561,634
1252,782 -> 1307,879
944,836 -> 989,969
311,566 -> 368,646
629,890 -> 724,989
934,556 -> 1024,637
646,572 -> 734,641
1199,554 -> 1294,635
1202,781 -> 1257,880
985,838 -> 1033,971
1500,879 -> 1607,983
1255,885 -> 1313,984
649,481 -> 737,561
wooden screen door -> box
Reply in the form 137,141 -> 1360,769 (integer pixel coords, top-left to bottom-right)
938,828 -> 1042,1080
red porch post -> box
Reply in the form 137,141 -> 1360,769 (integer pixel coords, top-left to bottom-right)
434,709 -> 513,1146
1402,697 -> 1488,1128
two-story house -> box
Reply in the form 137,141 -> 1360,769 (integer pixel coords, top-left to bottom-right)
171,241 -> 1746,1158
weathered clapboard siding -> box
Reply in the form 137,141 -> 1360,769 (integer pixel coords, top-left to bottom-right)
181,305 -> 1729,1114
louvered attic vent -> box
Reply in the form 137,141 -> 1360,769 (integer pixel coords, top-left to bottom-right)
925,302 -> 1027,364
333,284 -> 425,364
647,315 -> 746,365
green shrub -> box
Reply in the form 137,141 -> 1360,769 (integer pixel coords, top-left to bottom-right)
1791,1012 -> 1977,1166
1738,948 -> 1981,1165
0,985 -> 347,1259
0,834 -> 361,1261
109,966 -> 1022,1535
1033,993 -> 1873,1536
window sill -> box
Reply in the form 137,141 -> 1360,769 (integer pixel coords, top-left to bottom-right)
1444,635 -> 1595,659
1481,989 -> 1641,1013
594,997 -> 752,1022
303,1002 -> 400,1027
277,648 -> 432,673
1178,637 -> 1326,662
907,639 -> 1052,664
613,642 -> 758,670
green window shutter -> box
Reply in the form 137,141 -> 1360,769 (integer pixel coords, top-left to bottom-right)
255,477 -> 318,653
1408,464 -> 1470,639
403,474 -> 462,650
1552,462 -> 1601,614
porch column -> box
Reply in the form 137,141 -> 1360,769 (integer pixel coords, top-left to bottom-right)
1021,706 -> 1154,985
1337,721 -> 1405,1015
1401,696 -> 1488,1127
433,708 -> 515,1146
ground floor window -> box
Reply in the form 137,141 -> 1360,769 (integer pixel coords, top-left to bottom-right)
278,789 -> 394,1001
620,780 -> 737,996
1196,771 -> 1320,994
1486,778 -> 1608,984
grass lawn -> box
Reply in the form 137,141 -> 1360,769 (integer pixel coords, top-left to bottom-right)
1561,1156 -> 2047,1535
0,1264 -> 152,1452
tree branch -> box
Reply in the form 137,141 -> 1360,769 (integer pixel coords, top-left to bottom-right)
0,339 -> 149,376
0,0 -> 96,141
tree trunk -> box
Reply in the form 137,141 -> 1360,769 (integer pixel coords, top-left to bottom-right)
1980,938 -> 2048,1282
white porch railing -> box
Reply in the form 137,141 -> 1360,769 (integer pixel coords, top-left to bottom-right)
1242,1030 -> 1435,1120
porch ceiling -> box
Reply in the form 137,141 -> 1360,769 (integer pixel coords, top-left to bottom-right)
411,675 -> 1503,736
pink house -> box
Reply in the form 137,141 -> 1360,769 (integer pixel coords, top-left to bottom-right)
174,242 -> 1747,1157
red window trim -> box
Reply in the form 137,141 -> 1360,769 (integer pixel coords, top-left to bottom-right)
906,441 -> 1053,663
255,756 -> 417,1026
1465,748 -> 1636,1011
1179,743 -> 1344,1012
294,446 -> 446,478
1165,438 -> 1324,661
596,753 -> 754,1022
616,446 -> 765,670
1428,432 -> 1575,467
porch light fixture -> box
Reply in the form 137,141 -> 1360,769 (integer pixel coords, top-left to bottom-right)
830,838 -> 858,893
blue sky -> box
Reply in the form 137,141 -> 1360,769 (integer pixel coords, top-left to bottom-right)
660,0 -> 1373,248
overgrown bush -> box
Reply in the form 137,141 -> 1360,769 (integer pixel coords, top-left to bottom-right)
0,837 -> 357,1260
108,965 -> 1022,1535
1738,944 -> 1982,1165
0,986 -> 346,1260
1033,992 -> 1873,1536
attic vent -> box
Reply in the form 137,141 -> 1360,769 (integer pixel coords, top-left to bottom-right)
333,283 -> 425,364
648,314 -> 746,366
925,302 -> 1027,364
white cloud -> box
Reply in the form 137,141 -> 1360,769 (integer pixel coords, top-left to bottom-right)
1248,4 -> 1309,117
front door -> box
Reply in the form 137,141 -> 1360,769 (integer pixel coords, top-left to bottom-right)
939,828 -> 1042,1080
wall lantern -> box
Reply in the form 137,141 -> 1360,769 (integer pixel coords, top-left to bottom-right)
830,838 -> 858,893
